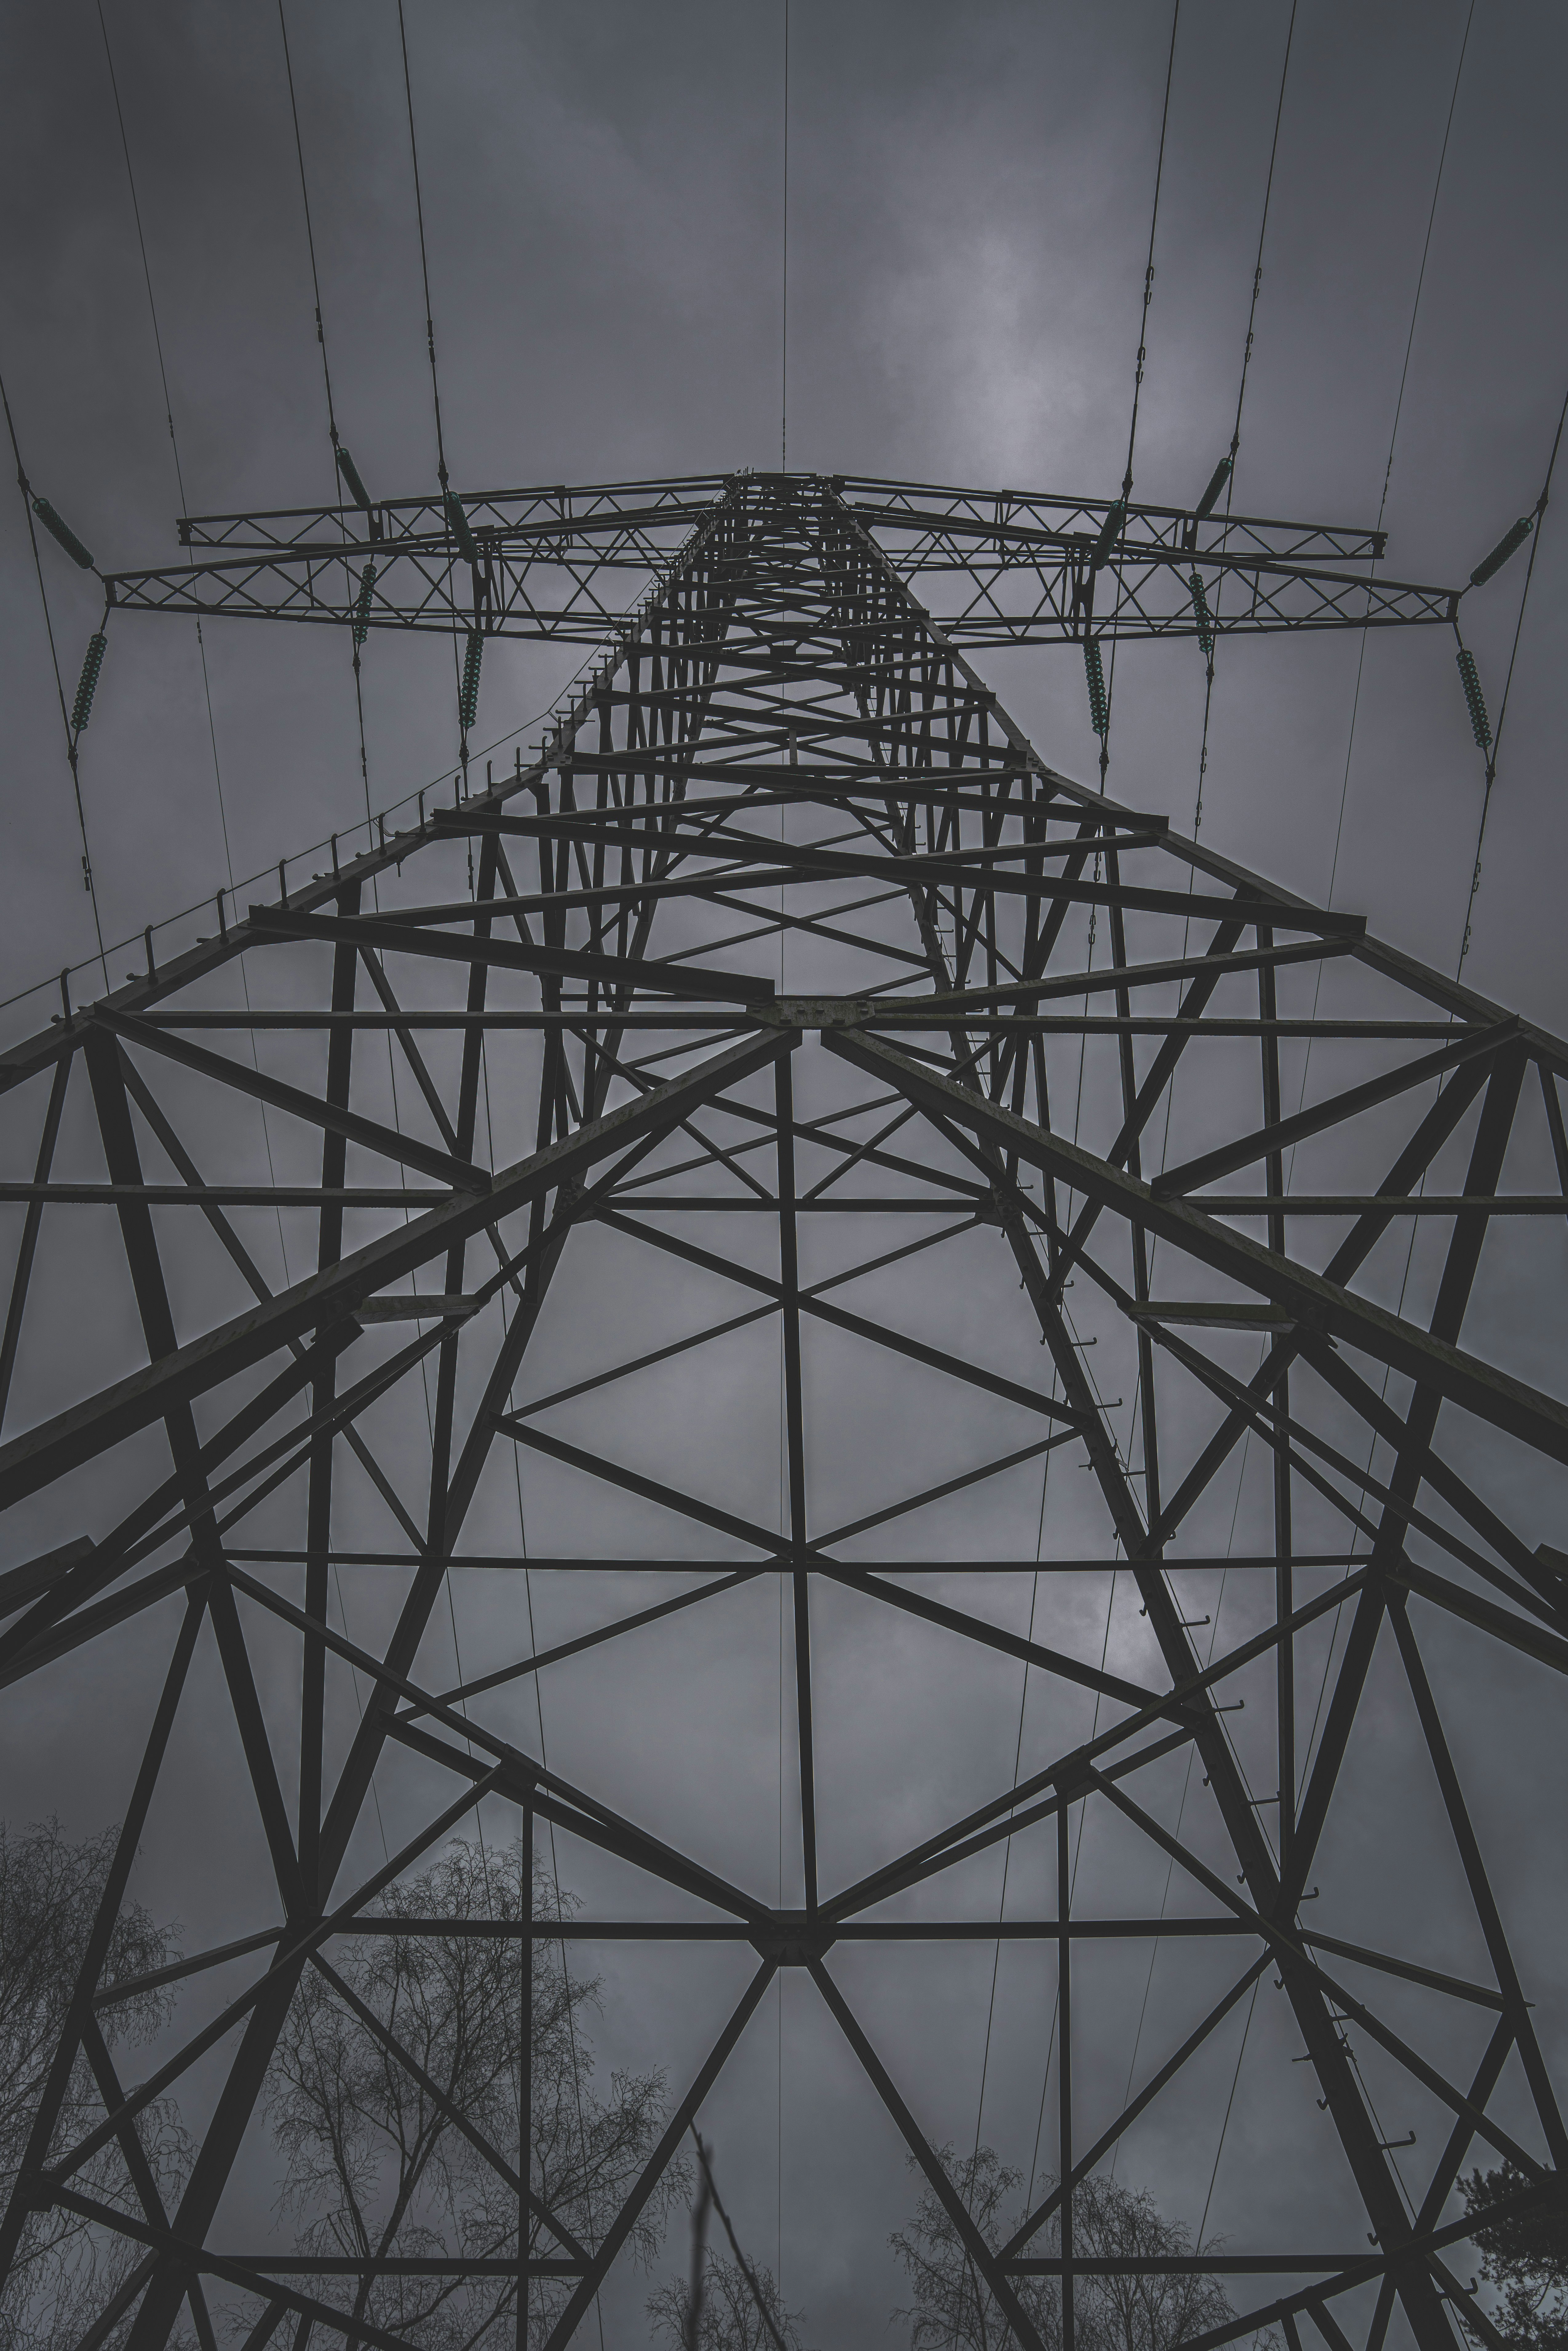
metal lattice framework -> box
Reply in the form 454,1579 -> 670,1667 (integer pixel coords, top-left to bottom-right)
2,472 -> 1565,2351
102,471 -> 1459,646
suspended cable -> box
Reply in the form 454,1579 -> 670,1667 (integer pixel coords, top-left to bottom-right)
1281,0 -> 1475,1438
1283,0 -> 1475,1154
1454,375 -> 1568,974
1224,3 -> 1297,494
0,366 -> 108,982
1093,2 -> 1179,786
1269,9 -> 1479,1809
97,1 -> 299,1279
280,15 -> 483,1833
277,4 -> 383,843
1086,0 -> 1313,2071
278,4 -> 342,454
781,0 -> 790,471
1190,1 -> 1297,839
1312,0 -> 1474,941
1119,1 -> 1181,504
1196,1976 -> 1260,2247
96,10 -> 237,885
95,6 -> 189,507
397,0 -> 450,490
395,3 -> 485,783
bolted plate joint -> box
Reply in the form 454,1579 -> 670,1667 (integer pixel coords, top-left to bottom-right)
774,997 -> 874,1030
750,1910 -> 837,1966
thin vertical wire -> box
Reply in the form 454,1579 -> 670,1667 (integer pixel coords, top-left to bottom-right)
276,6 -> 379,844
97,2 -> 298,1279
1193,0 -> 1297,839
278,0 -> 341,448
1098,1 -> 1180,787
1120,1 -> 1181,503
1224,0 -> 1297,484
1314,0 -> 1475,950
0,369 -> 109,982
1280,3 -> 1478,1803
1455,376 -> 1568,975
781,0 -> 790,471
397,0 -> 450,488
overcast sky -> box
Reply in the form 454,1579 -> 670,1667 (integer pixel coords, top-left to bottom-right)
2,6 -> 1567,2349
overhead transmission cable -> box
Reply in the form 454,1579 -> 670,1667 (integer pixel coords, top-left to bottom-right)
1280,6 -> 1477,1822
1119,2 -> 1181,507
397,0 -> 479,783
97,1 -> 298,1285
781,0 -> 790,471
1453,375 -> 1568,975
0,368 -> 108,983
96,4 -> 240,903
1314,1 -> 1474,939
388,31 -> 601,2341
1089,0 -> 1179,790
1096,10 -> 1303,2226
1190,0 -> 1297,840
278,0 -> 378,831
398,0 -> 450,492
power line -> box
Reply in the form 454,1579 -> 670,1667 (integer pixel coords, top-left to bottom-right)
781,0 -> 790,472
1120,0 -> 1181,504
1224,0 -> 1298,487
1274,8 -> 1478,1814
97,0 -> 296,1282
1315,0 -> 1475,933
397,0 -> 450,489
1097,0 -> 1180,790
0,366 -> 108,982
96,6 -> 239,886
278,0 -> 342,451
1192,0 -> 1298,840
1455,375 -> 1568,975
277,3 -> 379,829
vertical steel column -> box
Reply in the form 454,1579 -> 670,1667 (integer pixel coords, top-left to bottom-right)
518,1798 -> 534,2351
1058,1802 -> 1075,2351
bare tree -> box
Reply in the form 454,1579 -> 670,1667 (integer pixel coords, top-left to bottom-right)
891,2146 -> 1256,2351
648,2250 -> 813,2351
0,1816 -> 190,2351
263,1835 -> 686,2349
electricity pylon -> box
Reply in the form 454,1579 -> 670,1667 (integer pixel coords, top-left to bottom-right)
1,473 -> 1562,2351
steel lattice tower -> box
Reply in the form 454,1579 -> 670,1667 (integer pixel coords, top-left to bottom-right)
1,472 -> 1564,2351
